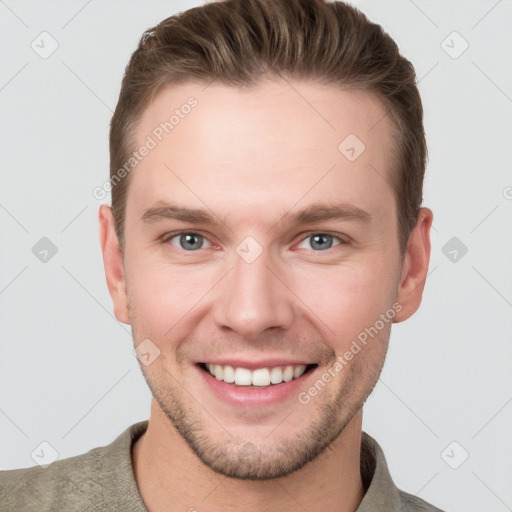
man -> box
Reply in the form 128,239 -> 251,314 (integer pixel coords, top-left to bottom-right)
0,0 -> 445,510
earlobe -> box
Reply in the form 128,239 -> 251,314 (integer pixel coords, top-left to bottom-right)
393,207 -> 433,323
98,205 -> 131,325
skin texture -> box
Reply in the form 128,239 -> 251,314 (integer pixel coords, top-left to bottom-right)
99,77 -> 433,512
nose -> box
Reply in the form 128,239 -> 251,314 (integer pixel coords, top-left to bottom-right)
211,248 -> 295,340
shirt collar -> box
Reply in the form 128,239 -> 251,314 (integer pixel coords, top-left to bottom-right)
356,431 -> 404,511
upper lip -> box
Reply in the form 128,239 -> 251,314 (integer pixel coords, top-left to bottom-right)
196,359 -> 316,370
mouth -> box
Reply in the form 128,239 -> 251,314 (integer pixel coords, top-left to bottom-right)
197,362 -> 318,388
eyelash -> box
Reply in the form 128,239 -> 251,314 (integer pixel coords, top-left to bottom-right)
160,231 -> 350,252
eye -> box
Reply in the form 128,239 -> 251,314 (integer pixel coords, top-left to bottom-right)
297,233 -> 343,251
166,232 -> 212,251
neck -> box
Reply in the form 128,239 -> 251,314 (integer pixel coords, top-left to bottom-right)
132,399 -> 365,512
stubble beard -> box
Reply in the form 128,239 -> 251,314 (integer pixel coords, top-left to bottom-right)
132,321 -> 389,481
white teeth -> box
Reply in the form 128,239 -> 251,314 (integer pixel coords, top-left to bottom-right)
234,367 -> 252,386
283,365 -> 294,382
204,363 -> 310,386
223,365 -> 235,383
270,366 -> 283,384
293,365 -> 306,378
251,368 -> 270,386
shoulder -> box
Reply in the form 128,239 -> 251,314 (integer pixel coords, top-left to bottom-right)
0,420 -> 148,512
360,431 -> 447,512
398,489 -> 447,511
0,441 -> 108,511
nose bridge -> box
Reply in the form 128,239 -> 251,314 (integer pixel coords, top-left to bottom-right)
212,243 -> 294,338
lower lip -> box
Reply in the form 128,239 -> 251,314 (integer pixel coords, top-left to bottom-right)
196,365 -> 317,408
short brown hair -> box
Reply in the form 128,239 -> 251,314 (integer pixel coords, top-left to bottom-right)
109,0 -> 426,253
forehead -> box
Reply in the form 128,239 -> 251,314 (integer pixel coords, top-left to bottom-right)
128,78 -> 395,225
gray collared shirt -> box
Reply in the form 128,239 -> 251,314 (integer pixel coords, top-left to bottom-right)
0,420 -> 445,511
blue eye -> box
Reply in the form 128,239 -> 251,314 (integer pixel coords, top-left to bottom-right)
163,232 -> 345,252
168,233 -> 211,251
297,234 -> 342,251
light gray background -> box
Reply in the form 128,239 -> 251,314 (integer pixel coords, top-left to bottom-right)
1,1 -> 511,511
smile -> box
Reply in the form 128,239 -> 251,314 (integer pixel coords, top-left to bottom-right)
198,363 -> 317,387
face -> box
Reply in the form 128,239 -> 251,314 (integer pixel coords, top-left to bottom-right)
101,77 -> 431,480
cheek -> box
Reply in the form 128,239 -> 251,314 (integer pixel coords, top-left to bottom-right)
125,259 -> 218,339
290,262 -> 397,344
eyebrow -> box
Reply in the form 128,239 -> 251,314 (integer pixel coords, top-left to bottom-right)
140,201 -> 372,227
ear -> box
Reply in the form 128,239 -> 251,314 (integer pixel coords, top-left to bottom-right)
393,207 -> 433,323
98,205 -> 130,324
